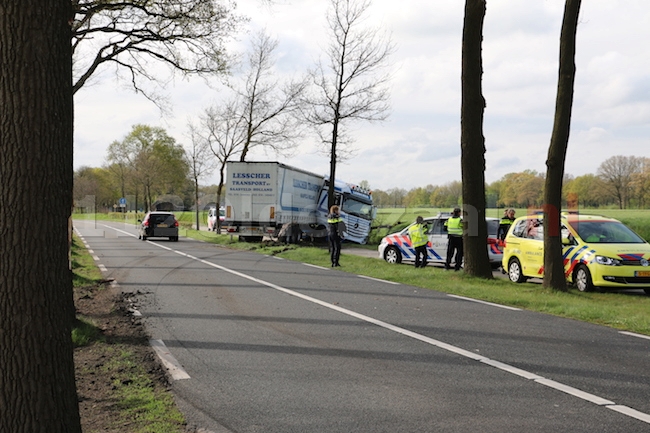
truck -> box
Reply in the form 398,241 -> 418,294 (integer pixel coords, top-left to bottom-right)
224,161 -> 375,244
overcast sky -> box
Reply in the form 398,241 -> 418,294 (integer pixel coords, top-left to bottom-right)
73,0 -> 650,192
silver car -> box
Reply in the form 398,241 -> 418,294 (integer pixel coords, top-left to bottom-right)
138,211 -> 179,241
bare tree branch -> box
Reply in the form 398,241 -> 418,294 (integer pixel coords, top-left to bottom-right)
71,0 -> 244,104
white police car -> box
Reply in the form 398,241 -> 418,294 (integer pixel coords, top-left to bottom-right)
378,213 -> 503,268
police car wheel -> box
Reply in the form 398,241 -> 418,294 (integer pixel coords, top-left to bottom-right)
507,258 -> 526,283
384,246 -> 402,264
574,265 -> 594,292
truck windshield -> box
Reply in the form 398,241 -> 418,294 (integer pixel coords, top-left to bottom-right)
342,197 -> 373,219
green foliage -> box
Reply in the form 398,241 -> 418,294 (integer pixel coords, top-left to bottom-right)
71,235 -> 104,288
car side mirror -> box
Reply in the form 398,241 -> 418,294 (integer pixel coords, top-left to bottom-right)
562,237 -> 572,246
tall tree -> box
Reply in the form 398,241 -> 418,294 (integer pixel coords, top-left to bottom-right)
106,125 -> 188,211
233,31 -> 306,161
460,0 -> 492,278
597,155 -> 642,209
71,0 -> 242,104
0,0 -> 82,431
200,101 -> 246,227
542,0 -> 582,291
304,0 -> 393,210
186,123 -> 218,230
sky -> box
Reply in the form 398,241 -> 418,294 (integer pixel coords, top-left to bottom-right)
73,0 -> 650,192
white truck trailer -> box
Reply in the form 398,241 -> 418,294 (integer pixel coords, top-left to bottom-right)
224,161 -> 375,244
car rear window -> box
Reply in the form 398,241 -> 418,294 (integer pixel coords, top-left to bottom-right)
150,213 -> 175,225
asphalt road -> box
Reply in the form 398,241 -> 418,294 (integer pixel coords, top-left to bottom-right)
74,220 -> 650,433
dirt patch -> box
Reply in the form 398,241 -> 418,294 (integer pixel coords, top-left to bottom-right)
74,281 -> 184,432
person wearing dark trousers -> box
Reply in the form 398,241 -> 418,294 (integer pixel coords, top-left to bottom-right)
408,216 -> 429,268
327,205 -> 346,267
444,207 -> 463,270
498,208 -> 516,240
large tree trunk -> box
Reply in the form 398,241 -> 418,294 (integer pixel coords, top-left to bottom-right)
0,1 -> 82,432
543,0 -> 582,291
460,0 -> 492,278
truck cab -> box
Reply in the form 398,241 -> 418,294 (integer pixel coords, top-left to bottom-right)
317,178 -> 375,244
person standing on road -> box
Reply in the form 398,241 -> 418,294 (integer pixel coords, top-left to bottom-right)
444,207 -> 463,271
408,216 -> 429,268
327,205 -> 346,267
498,208 -> 516,240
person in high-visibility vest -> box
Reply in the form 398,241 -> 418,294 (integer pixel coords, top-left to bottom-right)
408,216 -> 429,268
498,208 -> 516,240
444,207 -> 463,270
327,205 -> 346,267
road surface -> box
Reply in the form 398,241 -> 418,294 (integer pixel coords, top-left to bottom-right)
74,219 -> 650,433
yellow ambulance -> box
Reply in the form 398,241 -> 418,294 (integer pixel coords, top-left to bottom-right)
502,213 -> 650,294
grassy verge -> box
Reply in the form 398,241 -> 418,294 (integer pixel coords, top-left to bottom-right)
71,233 -> 186,433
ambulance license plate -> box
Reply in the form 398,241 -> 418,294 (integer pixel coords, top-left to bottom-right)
635,271 -> 650,277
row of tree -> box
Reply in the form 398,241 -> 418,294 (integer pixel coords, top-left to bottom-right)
370,155 -> 650,210
75,153 -> 650,215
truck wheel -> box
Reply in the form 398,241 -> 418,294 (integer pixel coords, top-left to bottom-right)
384,246 -> 402,264
507,258 -> 527,283
240,236 -> 263,243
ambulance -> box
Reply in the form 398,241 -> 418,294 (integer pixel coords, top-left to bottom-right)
502,213 -> 650,294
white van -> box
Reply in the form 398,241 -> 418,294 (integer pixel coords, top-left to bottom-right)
207,207 -> 225,231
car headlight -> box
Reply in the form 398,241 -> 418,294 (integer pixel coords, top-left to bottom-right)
595,255 -> 621,266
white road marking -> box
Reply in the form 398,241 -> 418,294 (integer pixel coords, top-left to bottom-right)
303,263 -> 328,270
607,405 -> 650,424
620,331 -> 650,341
150,339 -> 191,380
447,294 -> 522,311
358,275 -> 400,285
86,223 -> 650,423
98,264 -> 108,272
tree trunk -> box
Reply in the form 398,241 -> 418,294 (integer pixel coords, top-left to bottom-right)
543,0 -> 582,291
460,0 -> 492,278
0,1 -> 82,431
328,118 -> 339,211
194,176 -> 200,230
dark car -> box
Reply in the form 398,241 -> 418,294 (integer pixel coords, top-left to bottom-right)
138,211 -> 179,241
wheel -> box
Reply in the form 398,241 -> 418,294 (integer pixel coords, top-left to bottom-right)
240,236 -> 263,242
507,258 -> 527,283
383,246 -> 402,264
574,264 -> 594,292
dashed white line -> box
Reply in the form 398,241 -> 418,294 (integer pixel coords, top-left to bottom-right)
303,263 -> 328,270
607,405 -> 650,424
619,331 -> 650,341
357,274 -> 400,285
150,339 -> 191,380
447,294 -> 522,311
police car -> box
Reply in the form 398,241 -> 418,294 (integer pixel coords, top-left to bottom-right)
502,213 -> 650,294
378,213 -> 503,268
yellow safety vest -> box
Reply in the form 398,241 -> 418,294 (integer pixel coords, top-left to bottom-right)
445,217 -> 463,236
408,223 -> 428,247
